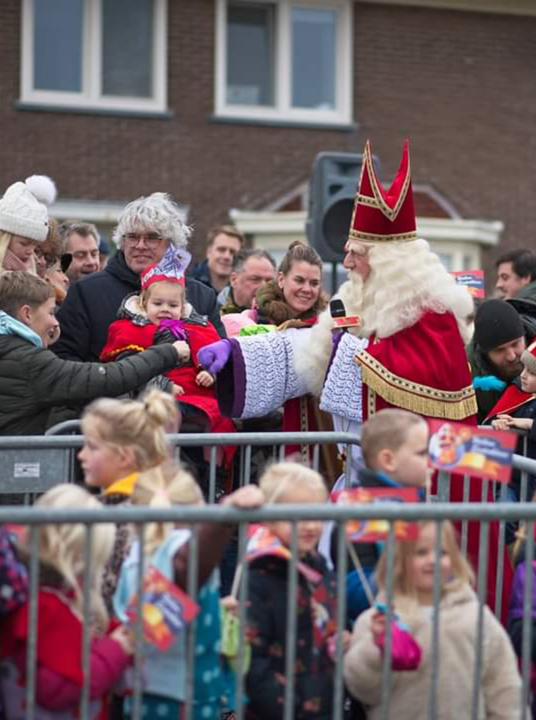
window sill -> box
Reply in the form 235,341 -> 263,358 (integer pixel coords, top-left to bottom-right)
14,101 -> 174,120
209,113 -> 358,132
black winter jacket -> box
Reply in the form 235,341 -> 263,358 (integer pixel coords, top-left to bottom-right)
54,251 -> 225,362
246,553 -> 337,720
0,335 -> 179,435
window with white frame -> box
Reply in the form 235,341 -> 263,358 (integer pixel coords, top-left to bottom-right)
20,0 -> 167,113
215,0 -> 352,125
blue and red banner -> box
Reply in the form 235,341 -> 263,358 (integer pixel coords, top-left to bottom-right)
451,270 -> 484,298
331,487 -> 420,542
428,419 -> 516,483
127,565 -> 199,650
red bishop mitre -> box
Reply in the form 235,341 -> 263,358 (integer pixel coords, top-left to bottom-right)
349,140 -> 417,244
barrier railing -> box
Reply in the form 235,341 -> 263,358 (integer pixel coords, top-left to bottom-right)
0,501 -> 534,720
2,430 -> 536,636
0,431 -> 359,498
3,430 -> 536,491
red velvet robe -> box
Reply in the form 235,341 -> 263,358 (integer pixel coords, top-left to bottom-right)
356,310 -> 513,620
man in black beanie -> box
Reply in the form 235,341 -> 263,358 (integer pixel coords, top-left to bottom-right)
467,299 -> 526,422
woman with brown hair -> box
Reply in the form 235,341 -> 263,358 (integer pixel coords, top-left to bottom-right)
199,241 -> 331,461
34,217 -> 71,305
254,240 -> 328,326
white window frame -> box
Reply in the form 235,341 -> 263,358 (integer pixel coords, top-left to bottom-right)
20,0 -> 168,113
215,0 -> 352,125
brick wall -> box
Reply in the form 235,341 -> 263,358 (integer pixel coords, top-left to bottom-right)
0,0 -> 534,270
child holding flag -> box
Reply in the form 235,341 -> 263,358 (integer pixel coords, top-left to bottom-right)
344,520 -> 522,720
113,461 -> 263,719
0,485 -> 134,718
490,338 -> 536,499
245,462 -> 345,720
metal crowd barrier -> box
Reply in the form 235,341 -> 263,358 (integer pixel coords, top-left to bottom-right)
0,431 -> 360,497
1,502 -> 535,720
2,430 -> 536,632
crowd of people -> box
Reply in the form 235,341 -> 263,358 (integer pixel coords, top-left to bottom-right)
0,140 -> 535,718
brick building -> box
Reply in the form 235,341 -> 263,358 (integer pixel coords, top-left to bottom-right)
1,0 -> 534,287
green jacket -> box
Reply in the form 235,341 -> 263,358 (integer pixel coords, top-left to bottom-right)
515,280 -> 536,303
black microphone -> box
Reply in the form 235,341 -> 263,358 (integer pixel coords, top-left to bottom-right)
330,298 -> 346,319
330,298 -> 360,332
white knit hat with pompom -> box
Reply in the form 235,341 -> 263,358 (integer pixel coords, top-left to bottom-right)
0,175 -> 57,242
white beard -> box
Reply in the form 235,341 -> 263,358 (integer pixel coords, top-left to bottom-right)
293,239 -> 474,396
293,274 -> 366,397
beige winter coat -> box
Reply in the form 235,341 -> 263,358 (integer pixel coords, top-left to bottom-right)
344,584 -> 522,720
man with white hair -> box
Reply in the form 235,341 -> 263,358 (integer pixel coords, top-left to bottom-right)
54,192 -> 224,363
200,141 -> 511,615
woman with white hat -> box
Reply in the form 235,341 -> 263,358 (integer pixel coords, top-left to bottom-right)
0,175 -> 57,274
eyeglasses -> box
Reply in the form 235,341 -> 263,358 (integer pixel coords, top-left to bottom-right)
35,249 -> 67,270
123,232 -> 165,248
61,253 -> 72,273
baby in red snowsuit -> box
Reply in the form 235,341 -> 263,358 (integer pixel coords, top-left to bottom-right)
100,248 -> 235,464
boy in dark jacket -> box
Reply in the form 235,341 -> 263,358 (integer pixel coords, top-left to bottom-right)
0,271 -> 189,435
328,410 -> 429,720
330,409 -> 430,622
489,338 -> 536,501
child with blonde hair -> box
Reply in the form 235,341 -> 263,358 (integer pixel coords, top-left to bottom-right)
0,484 -> 134,718
79,389 -> 179,614
246,462 -> 343,720
344,521 -> 521,719
113,461 -> 263,719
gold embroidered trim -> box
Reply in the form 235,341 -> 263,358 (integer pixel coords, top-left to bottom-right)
368,387 -> 376,418
104,344 -> 144,358
364,142 -> 411,222
356,352 -> 478,420
349,228 -> 417,243
356,193 -> 381,209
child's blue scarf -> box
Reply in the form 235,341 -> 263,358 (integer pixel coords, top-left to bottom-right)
0,311 -> 42,348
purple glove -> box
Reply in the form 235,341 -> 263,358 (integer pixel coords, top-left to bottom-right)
198,339 -> 232,374
156,318 -> 188,343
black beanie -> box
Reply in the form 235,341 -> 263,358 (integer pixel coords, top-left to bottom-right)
474,299 -> 524,353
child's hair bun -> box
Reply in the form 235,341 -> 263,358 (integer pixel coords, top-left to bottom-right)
259,461 -> 327,504
142,389 -> 178,429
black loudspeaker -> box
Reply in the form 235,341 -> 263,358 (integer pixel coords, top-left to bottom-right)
306,151 -> 380,263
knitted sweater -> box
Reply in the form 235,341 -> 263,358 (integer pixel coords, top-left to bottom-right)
344,584 -> 522,720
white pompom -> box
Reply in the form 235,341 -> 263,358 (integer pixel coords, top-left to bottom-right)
24,175 -> 57,206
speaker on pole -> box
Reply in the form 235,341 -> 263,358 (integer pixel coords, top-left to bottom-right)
306,151 -> 380,263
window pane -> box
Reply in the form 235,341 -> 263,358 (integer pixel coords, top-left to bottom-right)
292,8 -> 335,110
102,0 -> 153,97
227,2 -> 274,106
437,253 -> 453,271
463,253 -> 476,270
33,0 -> 83,92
